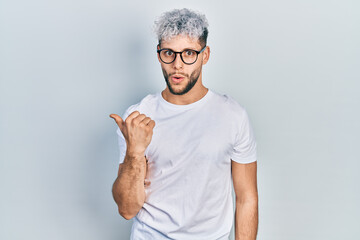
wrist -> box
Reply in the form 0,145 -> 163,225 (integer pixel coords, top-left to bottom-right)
126,148 -> 145,159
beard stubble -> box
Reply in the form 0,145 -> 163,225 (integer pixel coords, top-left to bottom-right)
162,67 -> 202,95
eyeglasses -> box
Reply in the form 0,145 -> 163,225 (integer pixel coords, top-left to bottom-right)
157,46 -> 206,65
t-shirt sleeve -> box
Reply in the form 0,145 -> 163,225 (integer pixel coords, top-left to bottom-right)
116,127 -> 127,164
230,108 -> 257,164
116,106 -> 135,164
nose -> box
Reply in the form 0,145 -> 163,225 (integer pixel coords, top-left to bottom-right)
172,53 -> 184,69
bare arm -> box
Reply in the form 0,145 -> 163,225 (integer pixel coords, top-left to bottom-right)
110,111 -> 155,220
232,160 -> 258,240
112,154 -> 147,219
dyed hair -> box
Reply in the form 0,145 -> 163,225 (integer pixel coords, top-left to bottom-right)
154,8 -> 209,48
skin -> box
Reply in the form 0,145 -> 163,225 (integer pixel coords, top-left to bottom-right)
232,161 -> 258,240
158,35 -> 210,105
109,35 -> 258,239
109,111 -> 154,219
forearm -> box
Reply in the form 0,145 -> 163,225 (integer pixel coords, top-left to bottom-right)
234,198 -> 258,240
112,152 -> 147,219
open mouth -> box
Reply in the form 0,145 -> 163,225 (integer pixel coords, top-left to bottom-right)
171,75 -> 185,83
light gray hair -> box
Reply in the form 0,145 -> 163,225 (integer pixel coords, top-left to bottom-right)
154,8 -> 209,47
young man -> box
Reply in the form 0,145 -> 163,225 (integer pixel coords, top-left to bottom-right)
110,8 -> 258,240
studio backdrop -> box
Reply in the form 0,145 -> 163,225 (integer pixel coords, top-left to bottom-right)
0,0 -> 359,239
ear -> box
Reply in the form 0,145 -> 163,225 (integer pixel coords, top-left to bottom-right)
157,44 -> 161,63
202,46 -> 210,65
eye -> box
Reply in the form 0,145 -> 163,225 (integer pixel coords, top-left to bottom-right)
185,50 -> 195,56
164,50 -> 174,56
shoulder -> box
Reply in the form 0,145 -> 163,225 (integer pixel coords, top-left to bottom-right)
122,93 -> 160,117
209,90 -> 247,118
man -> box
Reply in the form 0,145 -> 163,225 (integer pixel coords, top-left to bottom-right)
110,8 -> 258,240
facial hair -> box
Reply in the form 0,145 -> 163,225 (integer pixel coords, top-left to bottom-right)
162,67 -> 202,95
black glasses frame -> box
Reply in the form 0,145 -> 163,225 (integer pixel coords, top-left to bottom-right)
157,46 -> 207,65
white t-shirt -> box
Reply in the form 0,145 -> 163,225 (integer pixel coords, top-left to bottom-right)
116,89 -> 257,240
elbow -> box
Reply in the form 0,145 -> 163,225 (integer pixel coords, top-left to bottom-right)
236,194 -> 258,205
117,201 -> 144,220
118,208 -> 136,220
112,182 -> 145,220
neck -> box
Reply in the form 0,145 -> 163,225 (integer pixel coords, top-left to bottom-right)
162,83 -> 208,105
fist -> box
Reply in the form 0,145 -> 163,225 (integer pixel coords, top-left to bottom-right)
110,111 -> 155,157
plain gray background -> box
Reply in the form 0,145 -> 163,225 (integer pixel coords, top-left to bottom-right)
1,0 -> 359,239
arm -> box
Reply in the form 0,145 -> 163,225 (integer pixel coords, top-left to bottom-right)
112,154 -> 147,220
232,160 -> 258,240
110,111 -> 155,220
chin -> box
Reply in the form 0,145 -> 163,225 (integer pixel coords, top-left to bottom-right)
164,72 -> 199,96
167,81 -> 187,95
170,88 -> 187,95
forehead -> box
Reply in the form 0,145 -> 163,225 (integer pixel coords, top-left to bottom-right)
160,35 -> 202,50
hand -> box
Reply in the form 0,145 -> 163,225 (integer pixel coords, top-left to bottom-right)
109,111 -> 155,157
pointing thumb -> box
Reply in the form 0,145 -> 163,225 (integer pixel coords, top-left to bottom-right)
109,114 -> 124,130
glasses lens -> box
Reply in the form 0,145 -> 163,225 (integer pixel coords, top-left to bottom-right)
181,50 -> 197,64
159,49 -> 199,64
160,50 -> 175,63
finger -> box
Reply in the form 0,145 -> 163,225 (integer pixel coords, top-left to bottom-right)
109,114 -> 124,130
126,111 -> 140,122
133,114 -> 147,125
124,111 -> 140,125
147,120 -> 156,129
140,117 -> 152,125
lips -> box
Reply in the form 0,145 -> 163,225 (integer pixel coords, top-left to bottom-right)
171,74 -> 185,84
